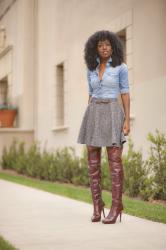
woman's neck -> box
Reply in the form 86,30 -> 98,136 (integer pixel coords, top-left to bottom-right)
100,56 -> 110,64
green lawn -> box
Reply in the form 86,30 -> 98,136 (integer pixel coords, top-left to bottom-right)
0,236 -> 18,250
0,171 -> 166,224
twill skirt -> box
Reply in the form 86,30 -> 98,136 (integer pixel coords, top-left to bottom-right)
77,97 -> 126,147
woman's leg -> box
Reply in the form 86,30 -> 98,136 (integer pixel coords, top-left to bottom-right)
86,145 -> 105,222
102,145 -> 124,224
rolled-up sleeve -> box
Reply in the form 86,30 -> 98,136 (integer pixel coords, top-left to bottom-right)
87,69 -> 93,95
119,63 -> 130,94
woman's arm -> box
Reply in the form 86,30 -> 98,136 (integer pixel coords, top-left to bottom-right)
121,93 -> 130,135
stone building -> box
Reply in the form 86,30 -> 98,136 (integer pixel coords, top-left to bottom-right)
0,0 -> 166,158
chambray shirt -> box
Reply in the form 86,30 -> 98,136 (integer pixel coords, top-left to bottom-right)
87,56 -> 130,98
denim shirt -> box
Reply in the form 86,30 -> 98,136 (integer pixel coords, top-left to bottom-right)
87,56 -> 130,98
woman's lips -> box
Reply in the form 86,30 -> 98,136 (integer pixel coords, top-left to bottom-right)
102,52 -> 109,55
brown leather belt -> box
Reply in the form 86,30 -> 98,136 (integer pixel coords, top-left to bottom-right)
91,98 -> 118,104
95,100 -> 112,104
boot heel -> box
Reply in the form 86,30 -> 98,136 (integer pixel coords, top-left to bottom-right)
119,211 -> 122,222
102,208 -> 105,218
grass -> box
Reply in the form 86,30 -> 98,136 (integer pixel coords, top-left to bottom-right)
0,236 -> 18,250
0,170 -> 166,224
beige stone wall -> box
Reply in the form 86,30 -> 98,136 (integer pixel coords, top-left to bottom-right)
0,0 -> 35,156
35,0 -> 166,158
0,0 -> 35,129
35,0 -> 135,155
131,0 -> 166,156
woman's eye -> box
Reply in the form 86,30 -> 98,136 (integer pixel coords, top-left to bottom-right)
98,43 -> 111,48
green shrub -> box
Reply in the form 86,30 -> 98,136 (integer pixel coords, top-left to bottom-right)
1,146 -> 8,169
147,129 -> 166,200
123,137 -> 143,196
139,174 -> 156,201
25,142 -> 42,178
14,141 -> 27,174
1,141 -> 90,186
47,155 -> 59,182
1,139 -> 18,170
123,137 -> 153,199
52,147 -> 75,183
71,146 -> 89,186
1,130 -> 166,202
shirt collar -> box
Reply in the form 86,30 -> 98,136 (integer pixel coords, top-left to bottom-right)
96,56 -> 112,65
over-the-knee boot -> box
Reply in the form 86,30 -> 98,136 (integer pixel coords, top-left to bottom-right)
87,146 -> 105,222
102,146 -> 124,224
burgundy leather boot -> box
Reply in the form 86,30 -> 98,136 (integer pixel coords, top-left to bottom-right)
102,146 -> 124,224
87,146 -> 105,222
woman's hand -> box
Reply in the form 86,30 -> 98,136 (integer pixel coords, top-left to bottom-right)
121,93 -> 130,136
88,95 -> 92,104
123,118 -> 130,136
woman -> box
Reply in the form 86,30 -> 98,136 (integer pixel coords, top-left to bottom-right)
77,30 -> 130,224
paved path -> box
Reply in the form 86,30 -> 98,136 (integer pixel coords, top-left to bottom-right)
0,179 -> 166,250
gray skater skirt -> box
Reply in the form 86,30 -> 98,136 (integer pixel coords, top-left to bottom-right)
77,97 -> 126,147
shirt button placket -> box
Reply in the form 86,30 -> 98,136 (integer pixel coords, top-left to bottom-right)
99,80 -> 102,87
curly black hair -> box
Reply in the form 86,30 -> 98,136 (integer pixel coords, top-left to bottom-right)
84,30 -> 124,71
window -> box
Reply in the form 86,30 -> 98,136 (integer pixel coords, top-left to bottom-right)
55,63 -> 65,127
117,29 -> 126,62
0,76 -> 8,105
0,27 -> 6,50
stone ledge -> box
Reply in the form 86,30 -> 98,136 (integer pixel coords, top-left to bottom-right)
0,128 -> 34,132
52,125 -> 69,132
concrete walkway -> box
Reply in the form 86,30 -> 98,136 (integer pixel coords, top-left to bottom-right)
0,179 -> 166,250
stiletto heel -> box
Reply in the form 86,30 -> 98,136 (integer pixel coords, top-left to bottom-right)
102,208 -> 105,218
119,211 -> 122,222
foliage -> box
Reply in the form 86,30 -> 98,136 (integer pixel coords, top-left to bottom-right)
123,137 -> 155,200
0,104 -> 17,110
1,129 -> 166,201
147,129 -> 166,200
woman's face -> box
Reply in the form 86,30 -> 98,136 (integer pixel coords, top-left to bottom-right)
97,39 -> 112,60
